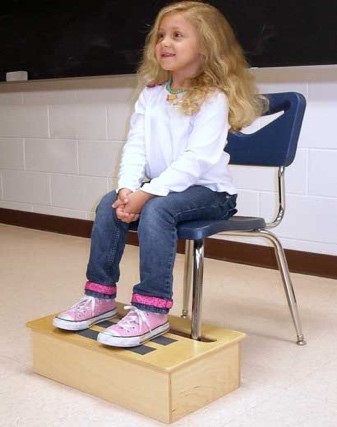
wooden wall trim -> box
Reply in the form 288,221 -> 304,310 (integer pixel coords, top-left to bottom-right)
0,208 -> 336,279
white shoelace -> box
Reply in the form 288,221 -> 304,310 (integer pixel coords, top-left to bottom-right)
117,306 -> 151,332
71,296 -> 96,313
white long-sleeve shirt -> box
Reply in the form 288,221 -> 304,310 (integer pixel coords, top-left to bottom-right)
117,84 -> 237,196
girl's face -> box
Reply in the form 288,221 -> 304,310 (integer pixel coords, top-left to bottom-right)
155,13 -> 201,84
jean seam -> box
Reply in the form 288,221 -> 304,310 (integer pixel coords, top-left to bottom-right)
173,194 -> 236,221
173,203 -> 223,220
163,227 -> 176,297
105,223 -> 120,278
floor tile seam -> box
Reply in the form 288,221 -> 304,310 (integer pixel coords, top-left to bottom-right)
219,385 -> 288,426
283,386 -> 337,409
244,344 -> 337,370
279,358 -> 337,403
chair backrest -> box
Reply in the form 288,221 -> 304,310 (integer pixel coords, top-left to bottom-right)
225,92 -> 306,167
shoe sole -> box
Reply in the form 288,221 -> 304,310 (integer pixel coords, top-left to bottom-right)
97,322 -> 170,347
52,308 -> 117,331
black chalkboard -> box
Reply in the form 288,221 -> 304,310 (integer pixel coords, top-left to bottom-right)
0,0 -> 336,81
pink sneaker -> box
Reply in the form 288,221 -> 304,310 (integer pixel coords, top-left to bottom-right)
97,305 -> 169,347
53,296 -> 117,331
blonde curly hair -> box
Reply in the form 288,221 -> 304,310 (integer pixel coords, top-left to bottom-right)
138,1 -> 265,131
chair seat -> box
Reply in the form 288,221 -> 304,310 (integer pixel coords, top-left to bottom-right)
177,216 -> 266,240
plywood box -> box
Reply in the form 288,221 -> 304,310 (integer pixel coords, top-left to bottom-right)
27,306 -> 245,423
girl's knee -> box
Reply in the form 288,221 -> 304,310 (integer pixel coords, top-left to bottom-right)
140,197 -> 173,225
141,197 -> 163,217
96,190 -> 117,214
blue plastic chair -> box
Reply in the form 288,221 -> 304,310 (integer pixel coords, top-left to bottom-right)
176,92 -> 307,345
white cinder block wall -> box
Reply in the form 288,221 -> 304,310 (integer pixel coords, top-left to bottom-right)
0,67 -> 336,256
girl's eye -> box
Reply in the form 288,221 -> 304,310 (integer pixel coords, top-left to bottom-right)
174,32 -> 183,38
157,32 -> 164,41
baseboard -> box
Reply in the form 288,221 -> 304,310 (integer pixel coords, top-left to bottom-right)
0,208 -> 335,279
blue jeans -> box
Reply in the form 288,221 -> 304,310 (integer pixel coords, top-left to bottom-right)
86,186 -> 237,313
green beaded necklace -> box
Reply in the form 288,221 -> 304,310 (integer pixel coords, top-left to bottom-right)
165,79 -> 187,101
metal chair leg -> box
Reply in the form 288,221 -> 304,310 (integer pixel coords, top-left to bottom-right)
191,239 -> 204,341
183,229 -> 306,344
181,240 -> 193,319
258,229 -> 306,345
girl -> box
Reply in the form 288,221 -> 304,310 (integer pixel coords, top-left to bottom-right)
53,1 -> 264,347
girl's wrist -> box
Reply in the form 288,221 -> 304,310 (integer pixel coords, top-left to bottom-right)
138,190 -> 154,201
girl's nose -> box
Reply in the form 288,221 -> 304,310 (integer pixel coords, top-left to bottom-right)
161,35 -> 171,47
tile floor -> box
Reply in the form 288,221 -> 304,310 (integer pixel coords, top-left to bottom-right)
1,223 -> 337,427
